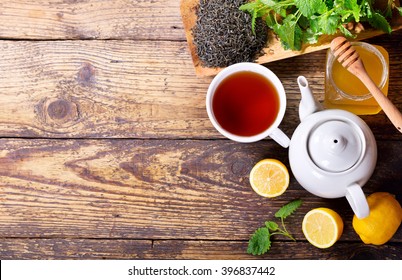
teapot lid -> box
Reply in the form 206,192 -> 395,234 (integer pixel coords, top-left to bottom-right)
308,120 -> 363,172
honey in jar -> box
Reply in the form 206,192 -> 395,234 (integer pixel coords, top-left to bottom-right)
324,42 -> 389,115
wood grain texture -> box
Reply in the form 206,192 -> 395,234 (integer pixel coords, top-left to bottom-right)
0,139 -> 400,242
0,40 -> 212,138
0,0 -> 184,40
0,239 -> 400,260
0,34 -> 402,139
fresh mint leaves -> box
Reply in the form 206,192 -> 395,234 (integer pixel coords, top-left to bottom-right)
247,199 -> 302,255
240,0 -> 400,50
295,0 -> 327,17
247,227 -> 271,255
368,11 -> 392,33
398,6 -> 402,16
274,198 -> 303,219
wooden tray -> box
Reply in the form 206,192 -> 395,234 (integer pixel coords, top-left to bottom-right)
181,0 -> 402,77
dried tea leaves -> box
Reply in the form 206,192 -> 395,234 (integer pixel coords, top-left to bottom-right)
192,0 -> 268,68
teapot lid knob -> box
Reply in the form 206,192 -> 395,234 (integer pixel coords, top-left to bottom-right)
308,120 -> 364,172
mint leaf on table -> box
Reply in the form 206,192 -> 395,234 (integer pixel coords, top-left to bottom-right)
361,0 -> 373,18
265,221 -> 279,231
273,14 -> 301,50
303,27 -> 321,44
317,14 -> 340,35
295,0 -> 327,17
247,227 -> 271,255
344,0 -> 361,21
247,199 -> 302,255
368,12 -> 392,33
239,0 -> 271,34
238,1 -> 259,14
397,7 -> 402,16
275,199 -> 303,219
265,13 -> 276,28
339,24 -> 354,37
261,0 -> 277,6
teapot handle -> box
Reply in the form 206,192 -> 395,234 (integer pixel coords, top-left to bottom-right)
346,183 -> 370,219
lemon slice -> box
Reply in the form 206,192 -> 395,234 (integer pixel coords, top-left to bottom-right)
249,159 -> 289,198
302,208 -> 344,249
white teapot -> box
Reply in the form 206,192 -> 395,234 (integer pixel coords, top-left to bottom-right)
289,76 -> 377,218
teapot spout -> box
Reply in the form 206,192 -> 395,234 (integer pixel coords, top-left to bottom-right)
298,76 -> 323,121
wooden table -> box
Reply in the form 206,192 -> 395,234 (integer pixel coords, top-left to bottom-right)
0,0 -> 401,260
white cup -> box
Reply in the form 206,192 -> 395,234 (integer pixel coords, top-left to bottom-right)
206,63 -> 290,148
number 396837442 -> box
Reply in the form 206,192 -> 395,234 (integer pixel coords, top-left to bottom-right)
221,266 -> 275,276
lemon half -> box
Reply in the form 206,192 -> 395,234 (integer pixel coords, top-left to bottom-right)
302,208 -> 344,249
249,159 -> 290,198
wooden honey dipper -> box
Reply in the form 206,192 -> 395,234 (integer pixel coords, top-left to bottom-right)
330,37 -> 402,133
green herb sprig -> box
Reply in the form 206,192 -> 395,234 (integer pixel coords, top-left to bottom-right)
247,199 -> 302,255
240,0 -> 401,51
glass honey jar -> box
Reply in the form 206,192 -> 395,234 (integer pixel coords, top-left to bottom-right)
324,42 -> 389,115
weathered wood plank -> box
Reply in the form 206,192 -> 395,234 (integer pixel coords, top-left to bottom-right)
0,0 -> 184,40
0,35 -> 402,139
0,139 -> 400,241
0,239 -> 400,260
152,240 -> 402,260
0,40 -> 213,138
0,238 -> 152,259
